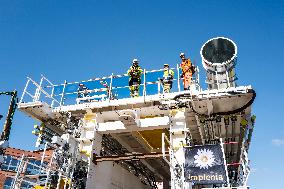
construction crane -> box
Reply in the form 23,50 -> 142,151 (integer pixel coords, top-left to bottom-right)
0,90 -> 18,164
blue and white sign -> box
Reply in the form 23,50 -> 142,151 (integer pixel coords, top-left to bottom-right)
184,144 -> 228,185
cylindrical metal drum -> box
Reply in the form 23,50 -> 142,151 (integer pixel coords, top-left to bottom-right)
200,37 -> 238,90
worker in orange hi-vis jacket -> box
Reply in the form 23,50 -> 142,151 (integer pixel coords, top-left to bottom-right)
179,52 -> 196,90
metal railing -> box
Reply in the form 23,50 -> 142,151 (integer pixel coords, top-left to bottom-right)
20,64 -> 201,108
19,75 -> 60,107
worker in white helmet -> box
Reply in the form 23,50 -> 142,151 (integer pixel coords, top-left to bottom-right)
127,59 -> 143,97
180,52 -> 195,90
77,83 -> 89,98
77,83 -> 89,103
161,64 -> 174,93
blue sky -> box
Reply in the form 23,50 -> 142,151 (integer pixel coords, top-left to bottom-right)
0,0 -> 283,188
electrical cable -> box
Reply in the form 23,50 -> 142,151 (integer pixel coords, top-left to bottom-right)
173,89 -> 256,117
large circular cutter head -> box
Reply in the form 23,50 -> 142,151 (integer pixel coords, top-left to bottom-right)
200,37 -> 237,72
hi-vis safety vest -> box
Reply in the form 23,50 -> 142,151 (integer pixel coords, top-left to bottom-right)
163,69 -> 174,80
127,66 -> 143,79
181,58 -> 194,75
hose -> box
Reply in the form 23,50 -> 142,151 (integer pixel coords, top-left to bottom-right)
173,89 -> 256,117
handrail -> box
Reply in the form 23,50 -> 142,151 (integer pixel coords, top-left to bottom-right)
20,79 -> 30,103
41,74 -> 54,86
108,73 -> 113,102
50,78 -> 187,98
42,65 -> 197,88
143,69 -> 146,98
21,65 -> 201,107
25,91 -> 34,99
34,76 -> 44,101
60,80 -> 67,106
24,77 -> 60,105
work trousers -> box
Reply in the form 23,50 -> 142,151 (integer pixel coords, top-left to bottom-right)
129,78 -> 140,97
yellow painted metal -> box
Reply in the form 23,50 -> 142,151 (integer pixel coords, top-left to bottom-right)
80,149 -> 91,157
33,186 -> 44,189
84,113 -> 95,121
170,108 -> 185,116
33,178 -> 70,189
59,179 -> 70,189
138,129 -> 169,150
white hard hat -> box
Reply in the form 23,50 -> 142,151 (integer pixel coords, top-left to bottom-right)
132,58 -> 139,63
180,52 -> 185,57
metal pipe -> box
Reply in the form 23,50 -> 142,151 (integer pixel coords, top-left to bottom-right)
11,154 -> 25,189
20,79 -> 30,103
27,77 -> 60,104
44,68 -> 168,88
25,91 -> 34,98
44,73 -> 127,88
7,157 -> 12,170
108,73 -> 113,101
161,133 -> 174,169
40,142 -> 48,169
176,64 -> 180,92
162,133 -> 166,159
216,70 -> 220,90
226,69 -> 231,88
94,152 -> 169,162
44,152 -> 54,189
195,66 -> 201,91
35,76 -> 44,101
41,74 -> 54,86
143,69 -> 146,98
50,85 -> 55,107
220,138 -> 230,186
157,80 -> 161,94
56,79 -> 169,97
60,80 -> 67,106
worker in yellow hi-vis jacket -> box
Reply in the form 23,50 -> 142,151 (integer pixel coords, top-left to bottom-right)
127,59 -> 143,97
161,64 -> 174,93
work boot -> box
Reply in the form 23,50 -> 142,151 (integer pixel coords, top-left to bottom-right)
134,90 -> 139,97
163,84 -> 171,93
